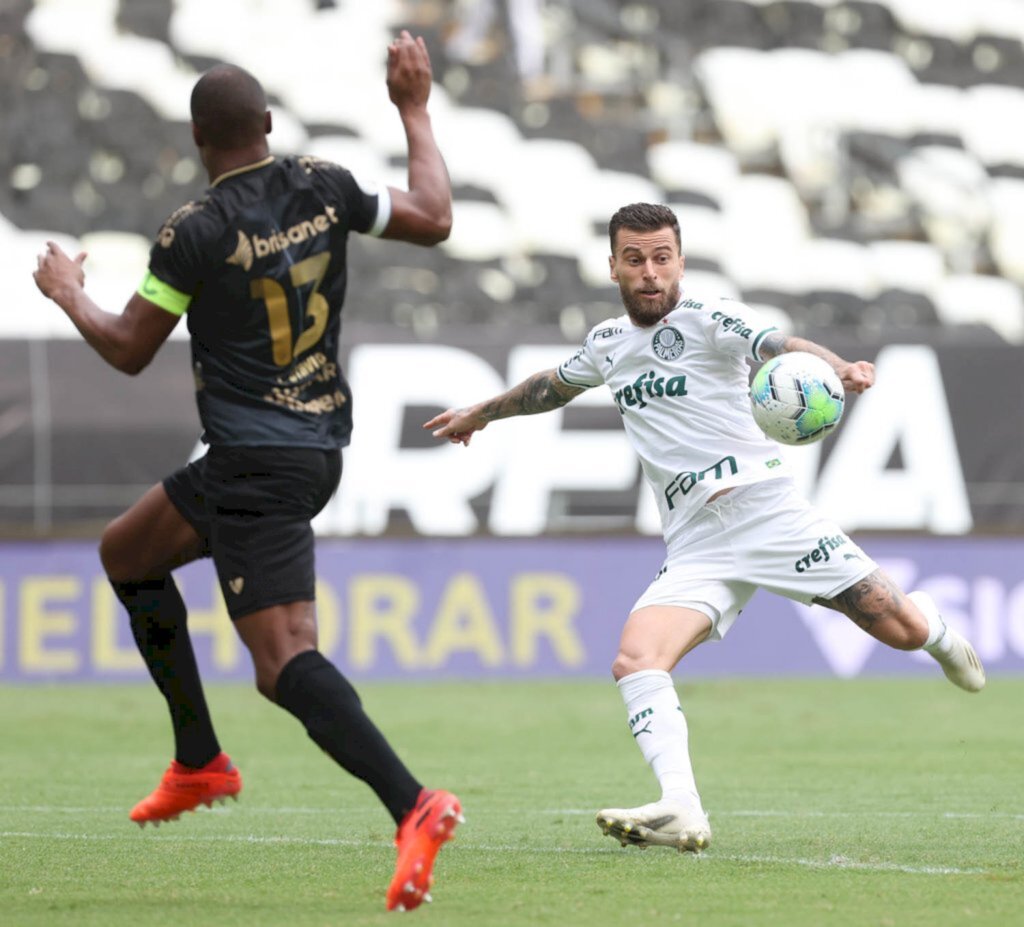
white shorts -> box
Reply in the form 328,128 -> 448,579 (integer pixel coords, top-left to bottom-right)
631,477 -> 877,640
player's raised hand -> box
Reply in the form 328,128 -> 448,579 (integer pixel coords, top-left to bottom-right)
424,407 -> 486,446
387,30 -> 433,111
33,241 -> 87,301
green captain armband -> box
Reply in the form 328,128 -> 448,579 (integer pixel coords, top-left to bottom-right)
137,271 -> 192,316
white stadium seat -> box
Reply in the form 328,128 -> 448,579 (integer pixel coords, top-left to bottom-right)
881,0 -> 981,42
896,146 -> 991,269
694,47 -> 780,161
868,240 -> 947,293
721,175 -> 812,292
442,202 -> 517,262
748,302 -> 795,335
495,139 -> 597,255
793,239 -> 879,299
585,170 -> 663,225
673,205 -> 725,264
305,136 -> 389,184
932,273 -> 1024,342
646,140 -> 739,205
961,84 -> 1024,168
432,107 -> 524,190
987,178 -> 1024,286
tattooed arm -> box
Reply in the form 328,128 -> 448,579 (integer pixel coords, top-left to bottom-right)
758,331 -> 874,394
423,368 -> 586,446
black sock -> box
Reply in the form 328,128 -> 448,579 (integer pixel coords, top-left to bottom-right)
113,576 -> 221,768
275,650 -> 422,824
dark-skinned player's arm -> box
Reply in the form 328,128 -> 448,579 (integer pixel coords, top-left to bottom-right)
424,369 -> 585,446
379,30 -> 452,246
33,241 -> 181,376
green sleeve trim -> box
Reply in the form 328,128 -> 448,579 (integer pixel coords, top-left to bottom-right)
751,326 -> 778,361
556,366 -> 595,389
137,271 -> 192,316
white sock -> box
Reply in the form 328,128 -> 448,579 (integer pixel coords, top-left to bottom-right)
911,590 -> 954,657
617,669 -> 702,811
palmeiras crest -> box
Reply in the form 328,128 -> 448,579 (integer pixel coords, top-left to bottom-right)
652,326 -> 685,360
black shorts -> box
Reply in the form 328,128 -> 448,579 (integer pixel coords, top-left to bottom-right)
163,446 -> 342,620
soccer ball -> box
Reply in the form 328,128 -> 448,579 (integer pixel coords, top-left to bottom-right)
749,352 -> 845,445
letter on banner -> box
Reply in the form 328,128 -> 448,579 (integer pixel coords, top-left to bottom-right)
814,345 -> 972,534
320,345 -> 506,536
490,346 -> 637,534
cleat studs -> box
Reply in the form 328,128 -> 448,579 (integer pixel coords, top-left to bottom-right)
395,904 -> 406,913
424,893 -> 433,904
455,813 -> 466,824
619,840 -> 628,848
414,862 -> 424,875
403,881 -> 416,894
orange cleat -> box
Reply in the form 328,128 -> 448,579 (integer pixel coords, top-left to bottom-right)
130,752 -> 242,827
385,788 -> 463,912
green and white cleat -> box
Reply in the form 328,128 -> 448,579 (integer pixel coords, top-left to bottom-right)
910,591 -> 986,693
596,799 -> 711,853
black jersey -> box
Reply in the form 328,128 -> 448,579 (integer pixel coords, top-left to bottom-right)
142,156 -> 387,448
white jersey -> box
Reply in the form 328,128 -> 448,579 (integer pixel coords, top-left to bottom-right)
556,290 -> 793,547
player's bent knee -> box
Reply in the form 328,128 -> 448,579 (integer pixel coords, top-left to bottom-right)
254,669 -> 278,702
99,518 -> 134,580
612,652 -> 648,681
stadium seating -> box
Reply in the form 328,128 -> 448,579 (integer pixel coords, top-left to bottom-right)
4,0 -> 1024,343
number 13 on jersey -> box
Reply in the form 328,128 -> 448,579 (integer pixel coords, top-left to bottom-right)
250,252 -> 330,366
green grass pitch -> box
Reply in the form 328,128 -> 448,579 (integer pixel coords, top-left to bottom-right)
2,677 -> 1022,926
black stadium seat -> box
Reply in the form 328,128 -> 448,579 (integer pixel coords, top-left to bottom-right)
3,0 -> 1023,343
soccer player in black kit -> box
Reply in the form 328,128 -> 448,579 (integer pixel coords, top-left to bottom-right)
33,31 -> 459,913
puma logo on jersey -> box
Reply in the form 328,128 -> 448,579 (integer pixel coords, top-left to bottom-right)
226,205 -> 339,270
228,577 -> 245,595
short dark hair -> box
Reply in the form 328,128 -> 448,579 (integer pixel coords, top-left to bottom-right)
190,64 -> 268,150
608,203 -> 681,253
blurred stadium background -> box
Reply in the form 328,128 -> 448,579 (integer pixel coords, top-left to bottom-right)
1,0 -> 1022,684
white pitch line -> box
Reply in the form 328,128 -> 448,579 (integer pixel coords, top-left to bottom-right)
544,809 -> 1024,821
0,831 -> 994,876
2,805 -> 1023,821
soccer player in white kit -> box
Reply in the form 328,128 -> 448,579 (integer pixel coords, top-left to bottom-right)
425,203 -> 985,853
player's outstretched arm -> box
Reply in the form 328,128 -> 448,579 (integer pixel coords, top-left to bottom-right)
425,368 -> 585,446
759,331 -> 874,394
382,30 -> 452,246
33,241 -> 180,375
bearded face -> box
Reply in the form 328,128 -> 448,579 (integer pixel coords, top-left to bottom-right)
609,227 -> 685,327
618,275 -> 682,326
